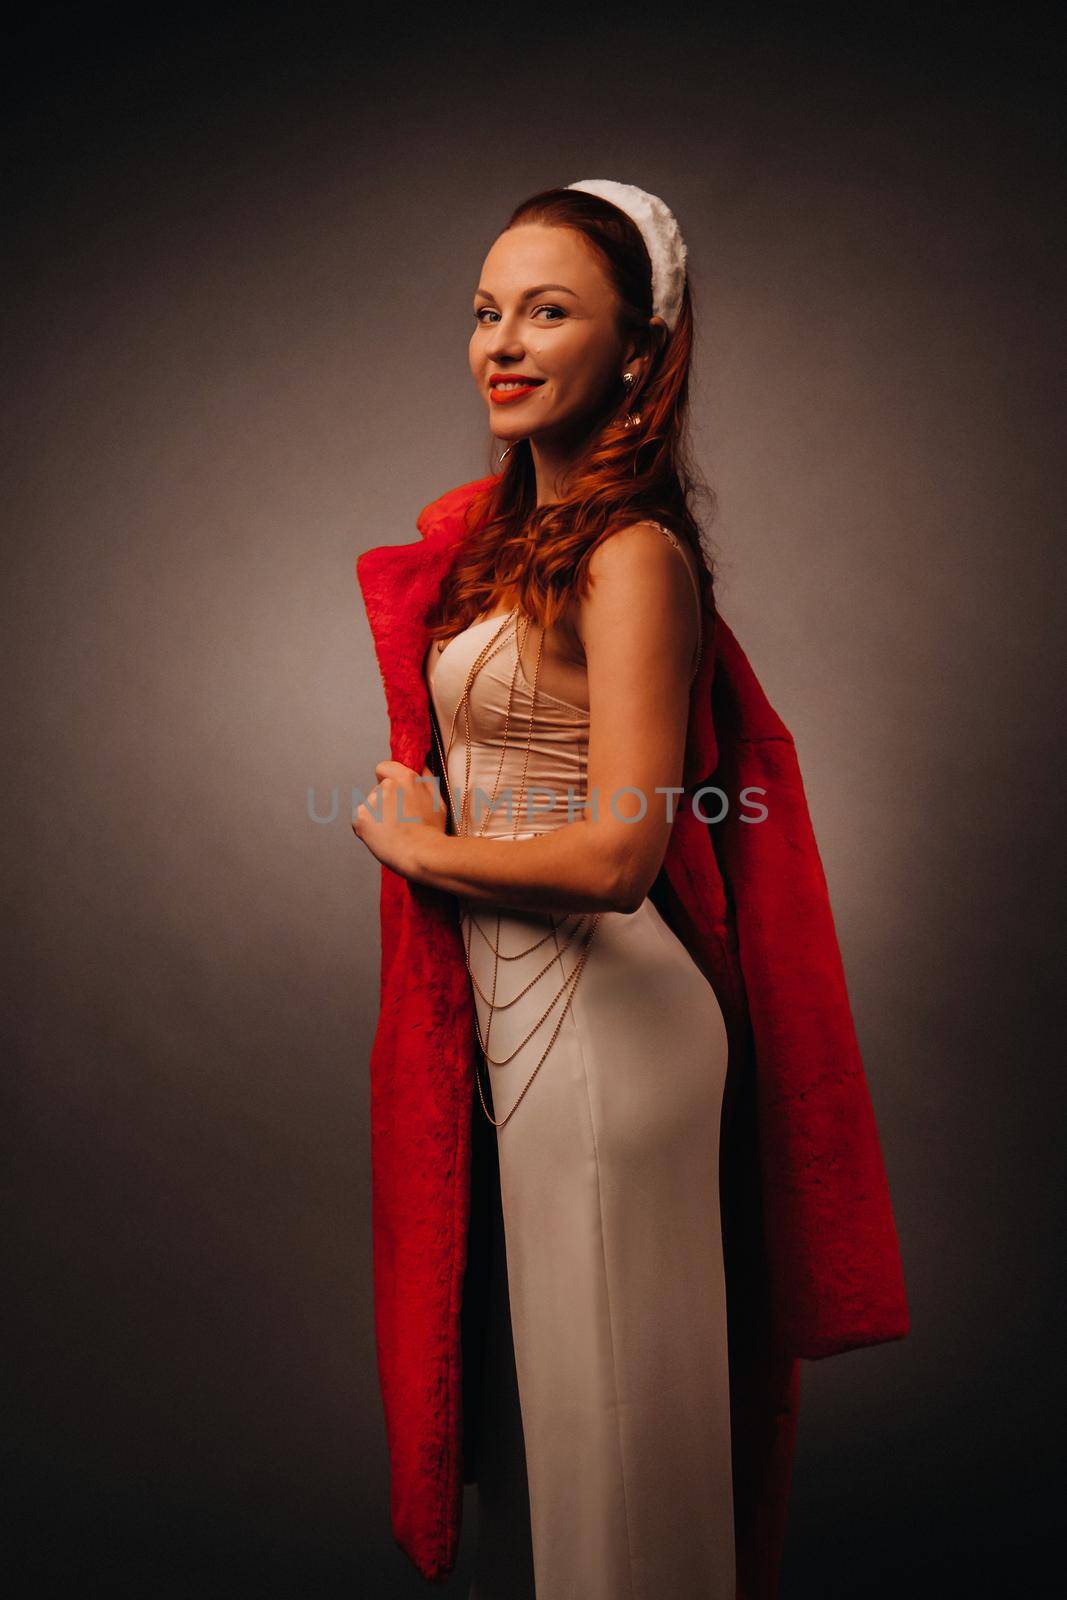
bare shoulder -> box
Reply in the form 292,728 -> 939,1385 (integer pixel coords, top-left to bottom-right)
572,519 -> 702,678
590,516 -> 676,558
584,519 -> 699,609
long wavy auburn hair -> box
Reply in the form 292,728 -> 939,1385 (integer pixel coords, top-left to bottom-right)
427,186 -> 719,645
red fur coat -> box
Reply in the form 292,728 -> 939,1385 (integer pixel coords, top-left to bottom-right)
355,475 -> 909,1596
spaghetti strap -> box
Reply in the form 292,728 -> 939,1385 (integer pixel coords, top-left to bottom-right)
650,522 -> 703,679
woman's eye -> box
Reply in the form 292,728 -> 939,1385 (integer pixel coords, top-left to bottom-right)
472,305 -> 566,324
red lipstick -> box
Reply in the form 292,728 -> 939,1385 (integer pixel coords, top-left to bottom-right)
489,375 -> 546,405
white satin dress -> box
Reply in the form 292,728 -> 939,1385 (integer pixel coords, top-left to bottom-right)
425,528 -> 735,1600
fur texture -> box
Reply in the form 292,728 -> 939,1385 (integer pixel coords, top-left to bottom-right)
565,178 -> 688,331
354,478 -> 909,1594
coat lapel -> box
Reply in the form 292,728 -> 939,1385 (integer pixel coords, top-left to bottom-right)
356,532 -> 457,773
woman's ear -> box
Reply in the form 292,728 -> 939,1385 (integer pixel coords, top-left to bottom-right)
624,317 -> 669,382
647,318 -> 669,369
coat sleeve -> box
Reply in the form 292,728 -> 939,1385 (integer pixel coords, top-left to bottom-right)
710,654 -> 909,1357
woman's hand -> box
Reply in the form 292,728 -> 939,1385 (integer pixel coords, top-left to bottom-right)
352,760 -> 448,881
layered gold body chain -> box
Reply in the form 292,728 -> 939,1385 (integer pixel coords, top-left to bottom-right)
427,606 -> 601,1128
426,527 -> 702,1127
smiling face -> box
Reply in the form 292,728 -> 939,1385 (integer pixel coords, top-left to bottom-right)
469,223 -> 642,456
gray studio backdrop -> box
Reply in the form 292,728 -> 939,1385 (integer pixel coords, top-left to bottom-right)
5,6 -> 1062,1596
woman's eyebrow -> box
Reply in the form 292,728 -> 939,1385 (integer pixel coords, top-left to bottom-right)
474,283 -> 580,301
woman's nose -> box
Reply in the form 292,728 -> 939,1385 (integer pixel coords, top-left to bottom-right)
485,322 -> 524,360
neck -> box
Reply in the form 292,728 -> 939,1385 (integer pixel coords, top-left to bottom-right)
526,424 -> 592,506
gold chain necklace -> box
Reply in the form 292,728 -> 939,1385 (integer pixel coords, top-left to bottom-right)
428,606 -> 601,1127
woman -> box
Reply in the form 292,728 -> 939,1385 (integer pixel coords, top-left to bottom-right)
353,182 -> 909,1599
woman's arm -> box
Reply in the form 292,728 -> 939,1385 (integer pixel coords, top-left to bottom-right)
359,523 -> 699,915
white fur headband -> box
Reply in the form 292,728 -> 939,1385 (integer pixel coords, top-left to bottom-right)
565,178 -> 688,332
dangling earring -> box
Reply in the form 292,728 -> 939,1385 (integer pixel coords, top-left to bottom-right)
621,371 -> 641,429
498,443 -> 513,464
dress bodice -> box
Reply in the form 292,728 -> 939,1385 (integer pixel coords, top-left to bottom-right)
423,524 -> 703,843
426,611 -> 589,841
